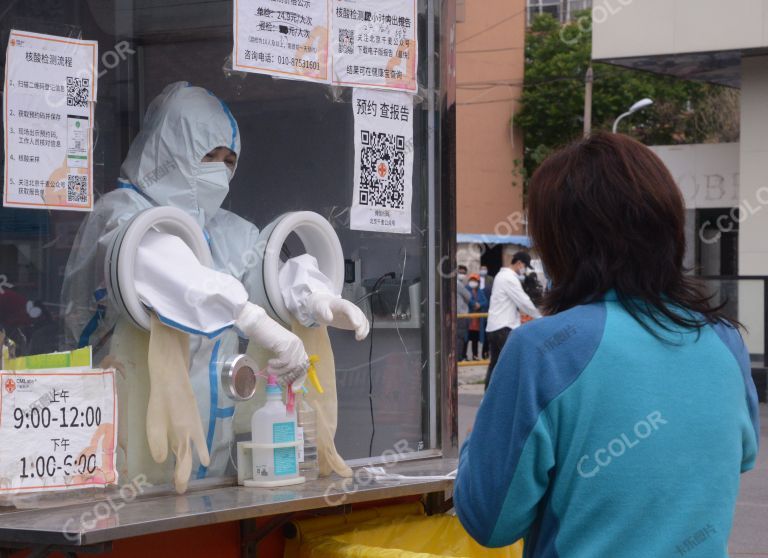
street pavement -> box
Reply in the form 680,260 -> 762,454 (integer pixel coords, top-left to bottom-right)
457,365 -> 768,555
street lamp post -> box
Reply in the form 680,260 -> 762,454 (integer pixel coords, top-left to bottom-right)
612,98 -> 654,133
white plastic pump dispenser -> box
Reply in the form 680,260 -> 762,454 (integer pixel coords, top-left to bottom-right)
243,375 -> 304,487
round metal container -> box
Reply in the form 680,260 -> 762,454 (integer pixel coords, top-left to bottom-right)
221,354 -> 259,401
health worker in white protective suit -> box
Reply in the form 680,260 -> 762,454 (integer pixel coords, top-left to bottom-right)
61,81 -> 369,492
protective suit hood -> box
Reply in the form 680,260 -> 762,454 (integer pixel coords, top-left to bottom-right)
119,81 -> 241,226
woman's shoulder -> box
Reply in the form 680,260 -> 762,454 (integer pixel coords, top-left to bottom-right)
509,301 -> 607,358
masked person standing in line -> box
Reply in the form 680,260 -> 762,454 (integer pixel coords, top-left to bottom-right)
479,265 -> 493,359
456,265 -> 471,362
484,251 -> 541,389
466,273 -> 488,361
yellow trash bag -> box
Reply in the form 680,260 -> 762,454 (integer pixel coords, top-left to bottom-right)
285,503 -> 523,558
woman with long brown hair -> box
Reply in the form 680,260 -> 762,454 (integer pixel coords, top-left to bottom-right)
455,133 -> 759,557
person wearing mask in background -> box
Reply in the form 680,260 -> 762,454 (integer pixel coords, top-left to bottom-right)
479,265 -> 493,359
484,251 -> 541,389
456,265 -> 471,362
455,133 -> 758,557
466,273 -> 488,361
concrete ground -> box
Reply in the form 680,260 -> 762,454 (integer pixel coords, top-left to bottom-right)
457,365 -> 768,555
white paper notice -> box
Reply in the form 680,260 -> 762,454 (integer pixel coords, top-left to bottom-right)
233,0 -> 330,83
3,30 -> 98,211
0,369 -> 117,493
351,88 -> 413,234
332,0 -> 417,93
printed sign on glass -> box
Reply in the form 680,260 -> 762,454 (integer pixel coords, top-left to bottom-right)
332,0 -> 418,93
3,30 -> 98,211
351,88 -> 414,234
233,0 -> 330,83
0,368 -> 117,493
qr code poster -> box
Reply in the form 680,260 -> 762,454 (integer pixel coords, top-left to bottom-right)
3,30 -> 98,211
350,88 -> 413,234
332,0 -> 417,93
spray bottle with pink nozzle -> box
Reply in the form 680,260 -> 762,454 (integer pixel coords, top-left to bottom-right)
226,354 -> 323,488
242,373 -> 303,487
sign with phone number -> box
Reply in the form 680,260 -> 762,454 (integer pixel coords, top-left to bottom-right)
0,369 -> 117,493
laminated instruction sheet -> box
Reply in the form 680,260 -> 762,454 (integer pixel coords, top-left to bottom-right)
233,0 -> 417,93
3,29 -> 98,211
233,0 -> 331,83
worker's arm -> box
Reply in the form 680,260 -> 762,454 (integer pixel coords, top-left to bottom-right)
454,326 -> 555,547
279,254 -> 369,340
134,230 -> 308,381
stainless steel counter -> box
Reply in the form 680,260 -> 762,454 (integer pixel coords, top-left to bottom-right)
0,458 -> 457,547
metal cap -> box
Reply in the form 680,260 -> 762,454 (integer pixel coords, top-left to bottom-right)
221,354 -> 259,401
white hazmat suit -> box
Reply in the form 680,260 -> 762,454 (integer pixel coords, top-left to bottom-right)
62,82 -> 368,490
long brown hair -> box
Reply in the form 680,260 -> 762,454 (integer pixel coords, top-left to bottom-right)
527,132 -> 733,334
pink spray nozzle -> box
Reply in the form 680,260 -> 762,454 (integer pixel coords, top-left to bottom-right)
267,374 -> 279,386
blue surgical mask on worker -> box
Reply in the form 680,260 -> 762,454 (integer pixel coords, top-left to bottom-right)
479,269 -> 488,277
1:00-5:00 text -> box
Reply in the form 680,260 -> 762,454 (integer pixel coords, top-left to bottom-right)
13,406 -> 102,429
19,453 -> 97,479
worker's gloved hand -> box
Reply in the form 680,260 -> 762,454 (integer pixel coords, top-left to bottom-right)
235,302 -> 309,387
146,314 -> 210,494
306,292 -> 370,341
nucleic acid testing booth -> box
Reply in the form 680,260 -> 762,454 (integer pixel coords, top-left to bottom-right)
0,1 -> 461,556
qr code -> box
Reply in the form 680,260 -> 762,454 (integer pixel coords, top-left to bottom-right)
66,76 -> 90,108
67,174 -> 88,204
359,130 -> 405,209
338,29 -> 354,54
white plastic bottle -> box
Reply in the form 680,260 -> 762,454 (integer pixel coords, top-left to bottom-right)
247,375 -> 304,487
297,393 -> 319,481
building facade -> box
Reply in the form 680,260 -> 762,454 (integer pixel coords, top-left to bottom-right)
527,0 -> 593,24
455,0 -> 528,274
592,0 -> 768,358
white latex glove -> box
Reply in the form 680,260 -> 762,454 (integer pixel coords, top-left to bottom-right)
235,302 -> 309,388
146,314 -> 210,494
306,292 -> 370,341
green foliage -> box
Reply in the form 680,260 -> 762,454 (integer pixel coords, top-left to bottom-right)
516,11 -> 735,178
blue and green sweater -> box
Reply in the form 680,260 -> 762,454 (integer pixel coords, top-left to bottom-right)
455,291 -> 760,557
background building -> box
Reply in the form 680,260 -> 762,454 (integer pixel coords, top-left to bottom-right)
592,0 -> 767,367
527,0 -> 592,24
455,0 -> 528,274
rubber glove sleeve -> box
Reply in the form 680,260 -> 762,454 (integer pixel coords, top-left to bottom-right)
305,291 -> 370,340
280,254 -> 369,339
146,313 -> 209,494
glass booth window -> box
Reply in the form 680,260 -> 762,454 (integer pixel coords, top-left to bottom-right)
0,0 -> 439,479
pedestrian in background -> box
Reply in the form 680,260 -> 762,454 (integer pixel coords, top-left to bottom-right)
466,273 -> 488,360
455,133 -> 759,557
456,265 -> 470,362
479,265 -> 493,359
484,251 -> 541,388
